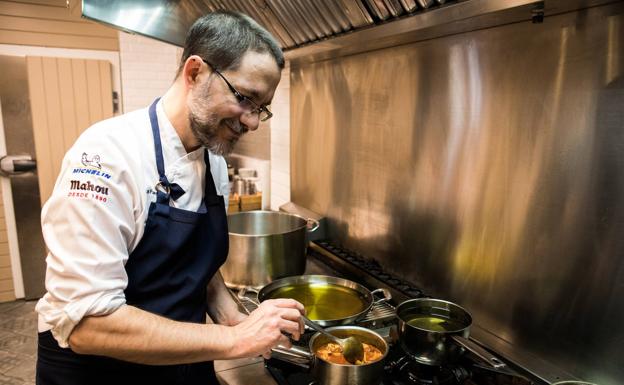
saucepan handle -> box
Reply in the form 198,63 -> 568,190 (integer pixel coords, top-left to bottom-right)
451,335 -> 507,369
240,286 -> 260,295
235,287 -> 260,315
371,288 -> 392,304
270,345 -> 313,369
306,218 -> 320,232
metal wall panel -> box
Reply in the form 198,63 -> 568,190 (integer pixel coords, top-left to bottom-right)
291,3 -> 624,384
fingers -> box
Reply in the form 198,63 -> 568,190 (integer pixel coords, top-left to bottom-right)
277,318 -> 302,341
277,334 -> 293,349
279,307 -> 306,323
263,298 -> 305,315
237,299 -> 307,358
257,300 -> 305,340
285,311 -> 304,339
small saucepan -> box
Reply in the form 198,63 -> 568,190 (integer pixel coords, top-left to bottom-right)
271,326 -> 388,385
396,298 -> 508,369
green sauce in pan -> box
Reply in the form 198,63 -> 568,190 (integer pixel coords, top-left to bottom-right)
267,283 -> 368,320
405,315 -> 466,332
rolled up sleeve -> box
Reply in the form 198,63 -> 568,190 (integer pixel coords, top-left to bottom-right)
36,127 -> 141,348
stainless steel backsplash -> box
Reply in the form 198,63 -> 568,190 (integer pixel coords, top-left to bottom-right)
291,3 -> 624,384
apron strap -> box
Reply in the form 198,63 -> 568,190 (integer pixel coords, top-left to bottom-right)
203,150 -> 219,198
149,98 -> 186,203
148,99 -> 166,184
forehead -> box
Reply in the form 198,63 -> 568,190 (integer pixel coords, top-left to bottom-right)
222,51 -> 281,104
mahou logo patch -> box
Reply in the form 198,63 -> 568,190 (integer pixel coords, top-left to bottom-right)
70,180 -> 109,194
68,180 -> 109,203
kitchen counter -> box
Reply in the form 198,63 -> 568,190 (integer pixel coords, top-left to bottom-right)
214,255 -> 338,385
215,357 -> 275,385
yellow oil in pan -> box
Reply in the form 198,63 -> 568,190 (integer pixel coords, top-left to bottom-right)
267,283 -> 368,320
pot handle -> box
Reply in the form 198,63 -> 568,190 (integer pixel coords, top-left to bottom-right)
450,335 -> 507,370
235,287 -> 261,314
237,286 -> 260,296
371,288 -> 392,304
306,218 -> 320,232
270,345 -> 313,369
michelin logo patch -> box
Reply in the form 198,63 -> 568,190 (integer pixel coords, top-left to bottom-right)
82,152 -> 101,169
72,152 -> 111,179
72,168 -> 112,179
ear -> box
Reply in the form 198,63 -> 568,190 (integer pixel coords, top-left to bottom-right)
182,55 -> 204,89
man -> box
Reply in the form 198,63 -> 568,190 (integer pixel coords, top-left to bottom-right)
35,11 -> 304,385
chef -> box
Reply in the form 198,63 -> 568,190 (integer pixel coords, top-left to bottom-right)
35,11 -> 304,385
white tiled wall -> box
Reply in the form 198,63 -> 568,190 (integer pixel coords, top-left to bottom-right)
270,63 -> 291,210
118,32 -> 182,113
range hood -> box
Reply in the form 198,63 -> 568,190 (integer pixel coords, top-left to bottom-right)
82,0 -> 450,49
82,0 -> 615,64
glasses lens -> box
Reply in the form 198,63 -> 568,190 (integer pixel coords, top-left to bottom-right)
236,98 -> 253,110
259,110 -> 271,121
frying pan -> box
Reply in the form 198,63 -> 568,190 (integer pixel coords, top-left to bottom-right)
250,275 -> 391,327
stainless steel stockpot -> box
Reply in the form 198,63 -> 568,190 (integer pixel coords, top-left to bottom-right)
221,211 -> 319,288
271,326 -> 388,385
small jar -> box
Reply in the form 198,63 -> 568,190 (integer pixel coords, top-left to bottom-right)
232,175 -> 245,196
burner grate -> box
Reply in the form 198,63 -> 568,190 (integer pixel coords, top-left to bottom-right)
310,240 -> 427,302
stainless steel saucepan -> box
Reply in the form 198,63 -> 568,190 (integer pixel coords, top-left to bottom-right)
396,298 -> 508,369
271,326 -> 389,385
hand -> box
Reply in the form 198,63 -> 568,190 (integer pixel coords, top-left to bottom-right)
227,311 -> 248,326
230,298 -> 305,359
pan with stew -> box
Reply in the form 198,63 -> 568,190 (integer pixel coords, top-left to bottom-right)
271,326 -> 388,385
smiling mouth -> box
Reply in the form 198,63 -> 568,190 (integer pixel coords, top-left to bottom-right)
225,123 -> 242,139
226,121 -> 249,136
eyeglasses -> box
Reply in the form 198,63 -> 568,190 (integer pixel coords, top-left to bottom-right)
200,58 -> 273,121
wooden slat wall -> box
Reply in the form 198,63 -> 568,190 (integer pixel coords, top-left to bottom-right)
27,56 -> 114,205
0,0 -> 119,51
0,186 -> 15,302
0,0 -> 118,302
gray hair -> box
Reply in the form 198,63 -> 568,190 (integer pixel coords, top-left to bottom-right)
176,11 -> 284,77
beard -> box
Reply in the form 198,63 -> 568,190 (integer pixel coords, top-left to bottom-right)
187,82 -> 248,156
188,110 -> 237,156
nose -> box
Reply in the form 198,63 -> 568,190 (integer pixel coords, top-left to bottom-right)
240,111 -> 260,131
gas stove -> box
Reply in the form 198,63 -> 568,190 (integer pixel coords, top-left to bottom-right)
230,240 -> 547,385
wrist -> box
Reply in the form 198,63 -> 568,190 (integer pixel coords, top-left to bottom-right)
219,324 -> 244,359
229,311 -> 247,326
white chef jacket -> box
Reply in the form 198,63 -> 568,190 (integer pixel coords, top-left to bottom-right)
35,100 -> 230,348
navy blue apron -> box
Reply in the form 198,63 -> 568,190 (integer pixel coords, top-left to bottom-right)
36,98 -> 229,385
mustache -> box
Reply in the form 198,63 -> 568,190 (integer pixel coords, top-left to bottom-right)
227,121 -> 249,135
187,113 -> 246,156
